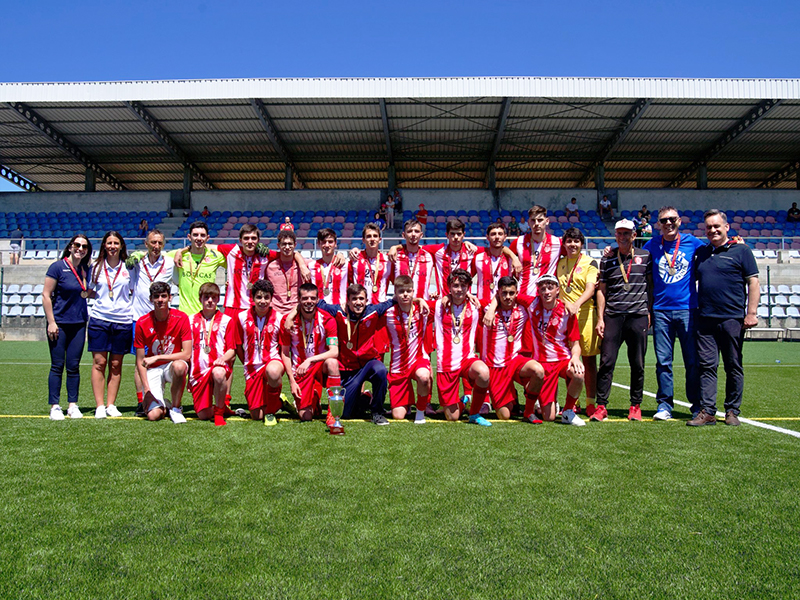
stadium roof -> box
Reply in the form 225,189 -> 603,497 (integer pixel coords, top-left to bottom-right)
1,76 -> 799,192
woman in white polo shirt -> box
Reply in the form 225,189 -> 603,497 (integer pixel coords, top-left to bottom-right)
88,231 -> 134,419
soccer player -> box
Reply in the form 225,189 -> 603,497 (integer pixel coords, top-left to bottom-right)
429,268 -> 491,426
349,223 -> 392,304
525,275 -> 586,426
233,279 -> 285,424
390,218 -> 437,300
479,276 -> 544,420
308,228 -> 349,305
472,222 -> 518,303
280,283 -> 341,422
317,283 -> 402,425
133,282 -> 192,423
173,221 -> 226,316
129,229 -> 175,416
510,205 -> 563,297
380,275 -> 432,423
188,283 -> 236,426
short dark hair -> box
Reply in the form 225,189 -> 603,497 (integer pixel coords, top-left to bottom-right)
704,209 -> 728,224
658,206 -> 679,218
239,223 -> 260,239
527,205 -> 547,219
298,282 -> 319,297
448,268 -> 472,287
199,282 -> 220,299
277,229 -> 296,244
497,276 -> 518,289
562,227 -> 585,246
189,221 -> 209,234
403,218 -> 422,232
149,281 -> 171,299
446,219 -> 465,234
393,275 -> 414,292
317,228 -> 337,243
347,283 -> 367,299
362,223 -> 381,238
486,222 -> 507,236
251,279 -> 275,298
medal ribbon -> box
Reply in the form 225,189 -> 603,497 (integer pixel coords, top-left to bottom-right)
279,261 -> 294,300
529,234 -> 551,273
442,245 -> 468,281
364,252 -> 384,294
300,313 -> 317,354
141,255 -> 165,283
396,305 -> 416,342
187,248 -> 207,282
242,254 -> 256,288
498,307 -> 520,341
103,260 -> 122,294
450,302 -> 465,340
617,250 -> 634,287
201,310 -> 221,351
564,256 -> 581,289
663,233 -> 681,272
64,258 -> 87,292
255,313 -> 268,357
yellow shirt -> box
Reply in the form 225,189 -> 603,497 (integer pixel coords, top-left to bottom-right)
557,253 -> 598,312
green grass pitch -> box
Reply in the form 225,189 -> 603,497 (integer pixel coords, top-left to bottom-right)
1,340 -> 799,599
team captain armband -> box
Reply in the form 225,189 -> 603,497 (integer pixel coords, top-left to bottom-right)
327,337 -> 338,346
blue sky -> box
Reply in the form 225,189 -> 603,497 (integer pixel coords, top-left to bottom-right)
2,0 -> 799,192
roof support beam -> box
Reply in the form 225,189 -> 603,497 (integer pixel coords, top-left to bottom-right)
668,98 -> 783,188
8,102 -> 126,191
124,101 -> 214,190
250,98 -> 304,189
576,98 -> 651,188
0,163 -> 42,191
758,158 -> 800,189
379,99 -> 394,166
486,97 -> 512,189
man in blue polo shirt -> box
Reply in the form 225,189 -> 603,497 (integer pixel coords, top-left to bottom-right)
688,209 -> 759,427
643,206 -> 706,421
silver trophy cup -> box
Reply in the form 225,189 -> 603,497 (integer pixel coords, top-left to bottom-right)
326,386 -> 345,435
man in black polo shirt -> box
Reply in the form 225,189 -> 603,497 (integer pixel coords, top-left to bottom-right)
688,209 -> 759,427
592,219 -> 653,422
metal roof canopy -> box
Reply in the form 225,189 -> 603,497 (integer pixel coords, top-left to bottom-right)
1,76 -> 799,192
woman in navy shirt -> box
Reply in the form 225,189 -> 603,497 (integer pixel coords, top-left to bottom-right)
42,234 -> 93,420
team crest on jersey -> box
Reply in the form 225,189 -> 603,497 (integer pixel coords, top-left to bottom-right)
634,256 -> 642,264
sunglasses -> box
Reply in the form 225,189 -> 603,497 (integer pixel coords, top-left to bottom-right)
659,216 -> 679,225
72,242 -> 89,250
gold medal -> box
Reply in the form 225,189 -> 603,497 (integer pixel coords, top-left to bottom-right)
623,283 -> 631,291
565,286 -> 572,294
372,285 -> 378,293
246,281 -> 253,290
346,342 -> 354,349
286,292 -> 291,300
507,334 -> 515,343
323,287 -> 331,296
533,267 -> 540,276
452,335 -> 461,344
489,282 -> 495,291
669,267 -> 676,276
108,290 -> 114,300
203,346 -> 211,354
80,291 -> 89,299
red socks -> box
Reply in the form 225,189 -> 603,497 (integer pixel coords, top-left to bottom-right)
136,391 -> 143,402
213,405 -> 226,427
469,386 -> 489,416
564,394 -> 579,412
415,393 -> 431,412
327,376 -> 341,388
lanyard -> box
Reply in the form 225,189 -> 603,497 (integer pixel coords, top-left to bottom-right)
617,250 -> 634,286
396,305 -> 416,341
141,255 -> 165,283
64,258 -> 87,292
187,249 -> 207,281
200,311 -> 221,351
484,252 -> 507,290
104,260 -> 122,298
279,261 -> 294,300
497,307 -> 520,341
564,256 -> 581,288
255,314 -> 268,354
450,302 -> 465,340
530,235 -> 550,273
242,254 -> 256,288
662,234 -> 681,273
442,245 -> 467,278
301,314 -> 316,353
318,259 -> 334,293
365,253 -> 383,293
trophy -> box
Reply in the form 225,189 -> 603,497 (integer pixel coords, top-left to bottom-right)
326,386 -> 345,435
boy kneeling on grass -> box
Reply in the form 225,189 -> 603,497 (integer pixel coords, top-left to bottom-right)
134,281 -> 192,423
189,283 -> 237,426
233,279 -> 285,425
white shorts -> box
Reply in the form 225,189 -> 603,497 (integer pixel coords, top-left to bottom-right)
146,360 -> 189,411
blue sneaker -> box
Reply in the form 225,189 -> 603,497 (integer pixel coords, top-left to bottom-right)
468,414 -> 492,427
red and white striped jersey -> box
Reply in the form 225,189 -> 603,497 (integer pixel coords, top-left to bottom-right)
425,243 -> 480,296
430,299 -> 481,373
349,251 -> 391,304
219,244 -> 277,310
308,258 -> 348,305
526,296 -> 579,363
380,305 -> 431,375
234,307 -> 284,378
278,310 -> 338,373
391,246 -> 437,300
471,251 -> 514,303
189,310 -> 235,387
479,300 -> 532,368
510,233 -> 562,297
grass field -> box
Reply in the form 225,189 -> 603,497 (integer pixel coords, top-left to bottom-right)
1,340 -> 799,599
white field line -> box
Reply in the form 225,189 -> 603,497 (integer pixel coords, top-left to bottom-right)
611,382 -> 800,439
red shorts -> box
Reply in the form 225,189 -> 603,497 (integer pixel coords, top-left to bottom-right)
388,358 -> 431,409
436,358 -> 480,407
189,364 -> 233,413
540,359 -> 572,407
488,355 -> 533,409
293,361 -> 325,411
223,306 -> 246,318
244,359 -> 284,412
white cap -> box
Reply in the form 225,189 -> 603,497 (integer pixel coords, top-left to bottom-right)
615,218 -> 635,231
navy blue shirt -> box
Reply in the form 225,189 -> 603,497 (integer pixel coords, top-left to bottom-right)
693,241 -> 758,319
644,233 -> 707,311
45,259 -> 91,324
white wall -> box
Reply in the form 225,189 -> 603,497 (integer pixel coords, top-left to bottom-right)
0,191 -> 171,213
192,190 -> 382,213
499,189 -> 598,213
617,189 -> 800,214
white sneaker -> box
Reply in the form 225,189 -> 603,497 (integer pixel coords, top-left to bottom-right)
561,409 -> 586,427
67,405 -> 83,419
653,408 -> 672,421
95,406 -> 107,419
49,405 -> 65,421
169,407 -> 187,424
414,411 -> 426,425
105,404 -> 122,418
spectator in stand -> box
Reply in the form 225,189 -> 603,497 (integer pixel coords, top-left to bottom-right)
201,206 -> 211,219
688,209 -> 759,427
519,217 -> 530,234
373,212 -> 387,232
9,225 -> 23,264
599,194 -> 614,220
138,219 -> 148,238
385,194 -> 396,230
507,216 -> 521,237
638,205 -> 651,225
43,234 -> 93,420
393,189 -> 403,214
565,197 -> 580,218
788,202 -> 800,223
416,203 -> 429,235
280,216 -> 295,232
